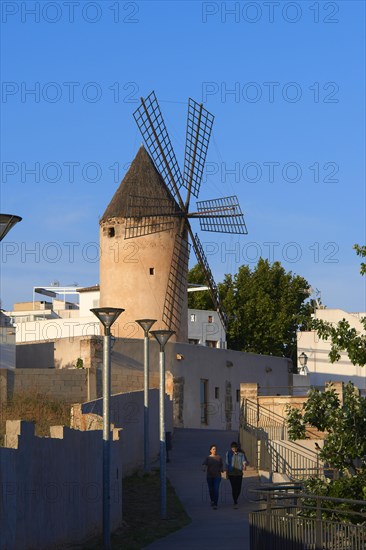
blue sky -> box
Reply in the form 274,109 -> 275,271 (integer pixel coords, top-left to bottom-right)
1,0 -> 365,312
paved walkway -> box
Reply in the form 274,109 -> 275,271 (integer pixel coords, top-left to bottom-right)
144,428 -> 261,550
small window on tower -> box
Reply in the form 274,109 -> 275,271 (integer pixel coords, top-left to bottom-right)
108,227 -> 115,238
149,268 -> 155,275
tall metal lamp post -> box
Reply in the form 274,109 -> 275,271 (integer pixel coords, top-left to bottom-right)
136,319 -> 157,473
0,214 -> 22,241
150,329 -> 175,519
298,352 -> 308,375
90,307 -> 124,550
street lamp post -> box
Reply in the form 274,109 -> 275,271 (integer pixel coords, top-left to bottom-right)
0,214 -> 22,241
150,329 -> 175,519
136,319 -> 156,473
90,307 -> 124,550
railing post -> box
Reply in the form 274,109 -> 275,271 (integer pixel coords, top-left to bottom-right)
243,398 -> 247,425
315,497 -> 322,550
265,491 -> 272,548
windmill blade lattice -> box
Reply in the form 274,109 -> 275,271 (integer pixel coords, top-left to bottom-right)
183,99 -> 215,201
125,195 -> 177,239
131,92 -> 247,332
195,196 -> 248,234
163,234 -> 191,331
189,231 -> 227,328
133,91 -> 184,201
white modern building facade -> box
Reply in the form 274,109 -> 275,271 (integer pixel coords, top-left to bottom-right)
3,285 -> 226,350
297,308 -> 366,394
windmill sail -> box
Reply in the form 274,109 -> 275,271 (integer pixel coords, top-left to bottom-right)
133,91 -> 184,204
183,99 -> 215,202
195,196 -> 248,234
163,234 -> 191,331
189,231 -> 227,329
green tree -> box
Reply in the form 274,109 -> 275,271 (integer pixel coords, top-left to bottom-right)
188,259 -> 312,358
286,382 -> 366,503
311,244 -> 366,366
187,264 -> 214,310
220,259 -> 312,357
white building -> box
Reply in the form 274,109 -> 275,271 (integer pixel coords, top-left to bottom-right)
297,308 -> 366,394
4,285 -> 226,349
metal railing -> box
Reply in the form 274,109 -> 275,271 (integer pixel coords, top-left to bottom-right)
250,486 -> 366,550
241,399 -> 325,479
242,398 -> 289,440
261,439 -> 322,480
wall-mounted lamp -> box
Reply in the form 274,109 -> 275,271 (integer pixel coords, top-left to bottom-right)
176,353 -> 184,361
298,352 -> 309,375
226,360 -> 233,368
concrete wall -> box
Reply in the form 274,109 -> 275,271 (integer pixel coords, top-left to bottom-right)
3,334 -> 292,431
0,326 -> 16,369
1,368 -> 89,403
0,420 -> 123,550
0,389 -> 173,549
71,389 -> 173,475
16,342 -> 54,369
166,342 -> 291,431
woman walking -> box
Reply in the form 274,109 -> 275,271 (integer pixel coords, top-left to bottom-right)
202,444 -> 224,510
225,441 -> 248,509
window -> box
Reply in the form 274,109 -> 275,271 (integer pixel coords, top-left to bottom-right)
215,387 -> 219,399
149,267 -> 155,275
108,227 -> 115,237
200,379 -> 208,424
190,314 -> 196,322
208,315 -> 213,323
236,389 -> 240,403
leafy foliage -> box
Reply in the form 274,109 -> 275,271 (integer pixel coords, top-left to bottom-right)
285,405 -> 306,440
302,473 -> 366,522
188,259 -> 312,358
311,317 -> 366,366
221,259 -> 311,356
354,243 -> 366,275
311,244 -> 366,367
187,263 -> 214,310
287,383 -> 366,513
287,382 -> 366,475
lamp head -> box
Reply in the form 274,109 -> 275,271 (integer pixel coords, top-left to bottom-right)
90,307 -> 124,335
0,214 -> 22,241
151,330 -> 175,351
298,352 -> 308,367
136,319 -> 157,335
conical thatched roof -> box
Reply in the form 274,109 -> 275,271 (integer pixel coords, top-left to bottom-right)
101,145 -> 180,222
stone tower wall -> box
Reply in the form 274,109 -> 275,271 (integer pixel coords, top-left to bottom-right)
99,217 -> 188,342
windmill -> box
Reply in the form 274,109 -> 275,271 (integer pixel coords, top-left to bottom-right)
124,91 -> 248,333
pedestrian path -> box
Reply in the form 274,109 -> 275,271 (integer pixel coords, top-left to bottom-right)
144,428 -> 261,550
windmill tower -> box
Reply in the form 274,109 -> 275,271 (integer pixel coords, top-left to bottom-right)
99,91 -> 247,341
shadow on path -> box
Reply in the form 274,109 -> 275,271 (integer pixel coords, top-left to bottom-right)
144,428 -> 261,550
